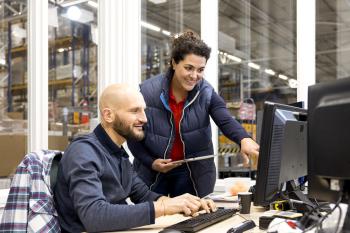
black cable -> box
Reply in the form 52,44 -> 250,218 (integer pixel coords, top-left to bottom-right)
334,204 -> 342,233
303,193 -> 342,233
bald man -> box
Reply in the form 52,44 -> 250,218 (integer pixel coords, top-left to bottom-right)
54,84 -> 216,233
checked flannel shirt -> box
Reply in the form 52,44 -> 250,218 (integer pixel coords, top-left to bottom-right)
0,150 -> 62,233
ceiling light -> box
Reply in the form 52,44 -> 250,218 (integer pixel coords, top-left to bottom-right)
141,21 -> 161,32
248,62 -> 260,70
148,0 -> 167,4
57,48 -> 65,53
87,1 -> 98,8
161,30 -> 171,36
60,0 -> 89,7
278,74 -> 288,80
66,6 -> 81,21
62,7 -> 93,23
227,54 -> 242,63
264,69 -> 275,75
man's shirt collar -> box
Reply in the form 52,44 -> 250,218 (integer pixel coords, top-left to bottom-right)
94,124 -> 129,158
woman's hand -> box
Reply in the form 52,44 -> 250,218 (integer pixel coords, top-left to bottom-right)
152,159 -> 182,173
240,138 -> 259,167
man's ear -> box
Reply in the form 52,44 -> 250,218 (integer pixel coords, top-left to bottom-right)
102,108 -> 114,123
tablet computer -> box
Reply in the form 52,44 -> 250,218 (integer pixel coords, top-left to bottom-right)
169,154 -> 217,164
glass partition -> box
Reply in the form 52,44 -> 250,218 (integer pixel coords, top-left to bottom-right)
48,0 -> 98,142
316,0 -> 350,83
218,0 -> 297,176
141,0 -> 201,80
0,0 -> 28,178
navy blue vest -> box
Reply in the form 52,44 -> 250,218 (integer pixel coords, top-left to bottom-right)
130,71 -> 216,197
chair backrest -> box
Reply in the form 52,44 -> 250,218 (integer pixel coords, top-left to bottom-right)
50,152 -> 62,191
0,150 -> 62,232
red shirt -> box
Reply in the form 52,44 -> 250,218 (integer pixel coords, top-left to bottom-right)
169,87 -> 185,161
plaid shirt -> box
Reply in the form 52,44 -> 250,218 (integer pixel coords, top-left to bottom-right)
0,150 -> 62,233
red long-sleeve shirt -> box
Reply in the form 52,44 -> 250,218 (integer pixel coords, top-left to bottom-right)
169,87 -> 185,161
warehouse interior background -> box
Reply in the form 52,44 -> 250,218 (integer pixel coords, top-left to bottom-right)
0,0 -> 349,178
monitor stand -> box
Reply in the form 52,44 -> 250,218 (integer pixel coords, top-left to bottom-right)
285,180 -> 316,212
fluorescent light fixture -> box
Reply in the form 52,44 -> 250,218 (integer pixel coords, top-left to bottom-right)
87,1 -> 98,8
57,48 -> 65,53
62,6 -> 93,23
264,69 -> 275,75
148,0 -> 167,4
278,74 -> 288,80
227,54 -> 242,63
161,30 -> 171,36
141,21 -> 161,32
61,0 -> 89,7
248,62 -> 260,70
288,79 -> 298,88
66,6 -> 81,21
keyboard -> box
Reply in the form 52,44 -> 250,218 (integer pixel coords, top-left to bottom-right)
163,208 -> 238,232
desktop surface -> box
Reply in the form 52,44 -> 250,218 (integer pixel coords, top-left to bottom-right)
114,203 -> 265,233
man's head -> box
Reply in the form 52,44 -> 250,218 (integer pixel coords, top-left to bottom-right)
99,84 -> 147,144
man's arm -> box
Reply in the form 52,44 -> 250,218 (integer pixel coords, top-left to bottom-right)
64,145 -> 155,232
129,169 -> 162,203
128,169 -> 218,218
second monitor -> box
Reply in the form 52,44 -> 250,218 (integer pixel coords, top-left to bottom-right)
254,101 -> 308,207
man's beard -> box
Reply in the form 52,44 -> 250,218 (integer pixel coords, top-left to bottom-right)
112,116 -> 145,141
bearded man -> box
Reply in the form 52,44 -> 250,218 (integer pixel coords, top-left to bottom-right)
54,84 -> 216,233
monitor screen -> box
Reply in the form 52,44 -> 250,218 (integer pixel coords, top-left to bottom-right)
254,101 -> 307,207
308,77 -> 350,203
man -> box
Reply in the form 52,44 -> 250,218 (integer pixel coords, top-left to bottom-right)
54,84 -> 216,233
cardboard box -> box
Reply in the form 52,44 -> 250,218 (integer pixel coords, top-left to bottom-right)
7,112 -> 24,120
0,134 -> 69,177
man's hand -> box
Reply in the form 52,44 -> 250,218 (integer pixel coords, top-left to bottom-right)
191,198 -> 217,217
240,138 -> 260,168
152,158 -> 181,173
154,194 -> 217,217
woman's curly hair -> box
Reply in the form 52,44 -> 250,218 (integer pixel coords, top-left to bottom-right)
170,30 -> 211,69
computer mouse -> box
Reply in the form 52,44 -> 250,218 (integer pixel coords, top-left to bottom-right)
158,229 -> 185,233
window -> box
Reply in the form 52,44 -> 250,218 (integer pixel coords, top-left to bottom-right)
48,0 -> 98,139
316,0 -> 350,83
141,0 -> 200,80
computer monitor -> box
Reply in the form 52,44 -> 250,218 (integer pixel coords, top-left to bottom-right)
308,77 -> 350,231
254,101 -> 308,207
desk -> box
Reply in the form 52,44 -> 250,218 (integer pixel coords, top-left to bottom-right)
117,204 -> 266,233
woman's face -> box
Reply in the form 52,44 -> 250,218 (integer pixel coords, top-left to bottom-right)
172,54 -> 207,92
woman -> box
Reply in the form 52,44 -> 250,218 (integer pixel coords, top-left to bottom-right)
128,30 -> 259,198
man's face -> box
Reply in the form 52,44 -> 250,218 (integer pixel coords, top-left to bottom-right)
112,93 -> 147,141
